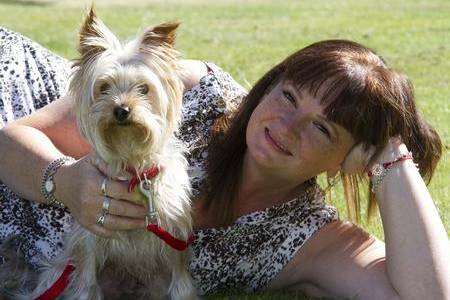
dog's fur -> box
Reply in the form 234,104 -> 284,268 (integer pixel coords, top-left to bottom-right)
3,8 -> 196,300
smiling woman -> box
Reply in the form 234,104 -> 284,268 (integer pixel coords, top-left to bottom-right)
193,40 -> 449,298
201,40 -> 443,227
0,23 -> 448,299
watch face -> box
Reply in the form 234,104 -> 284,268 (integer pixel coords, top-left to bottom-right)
45,179 -> 54,193
371,164 -> 384,177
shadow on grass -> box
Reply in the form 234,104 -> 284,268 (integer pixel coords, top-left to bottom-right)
0,0 -> 55,6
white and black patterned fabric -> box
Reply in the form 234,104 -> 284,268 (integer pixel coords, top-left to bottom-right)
0,27 -> 338,295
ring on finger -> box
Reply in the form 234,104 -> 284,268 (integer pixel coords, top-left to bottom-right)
102,197 -> 111,214
96,212 -> 107,227
101,177 -> 108,196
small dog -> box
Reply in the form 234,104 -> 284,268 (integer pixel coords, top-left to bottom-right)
25,8 -> 196,300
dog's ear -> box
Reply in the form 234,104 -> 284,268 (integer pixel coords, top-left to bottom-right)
140,22 -> 180,48
78,6 -> 120,59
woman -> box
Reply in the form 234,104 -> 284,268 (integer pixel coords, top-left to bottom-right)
0,26 -> 448,299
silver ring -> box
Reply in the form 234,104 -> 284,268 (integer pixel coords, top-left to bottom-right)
102,197 -> 111,214
101,177 -> 108,196
96,212 -> 106,226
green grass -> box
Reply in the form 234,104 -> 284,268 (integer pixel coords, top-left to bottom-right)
0,0 -> 448,298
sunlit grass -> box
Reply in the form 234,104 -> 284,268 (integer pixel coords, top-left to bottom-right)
1,0 -> 448,298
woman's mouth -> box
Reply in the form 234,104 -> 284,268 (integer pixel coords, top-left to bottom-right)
264,127 -> 293,156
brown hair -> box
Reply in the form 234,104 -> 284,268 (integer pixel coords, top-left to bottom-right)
202,40 -> 442,227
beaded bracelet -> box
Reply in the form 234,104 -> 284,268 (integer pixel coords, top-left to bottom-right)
367,152 -> 415,193
40,157 -> 75,208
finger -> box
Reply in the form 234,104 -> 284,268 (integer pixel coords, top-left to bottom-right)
341,144 -> 361,174
342,143 -> 375,174
101,178 -> 145,203
102,214 -> 147,231
104,197 -> 147,218
364,146 -> 377,170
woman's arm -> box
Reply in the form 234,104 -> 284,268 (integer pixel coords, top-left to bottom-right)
268,140 -> 449,299
0,95 -> 90,203
0,59 -> 207,235
368,140 -> 449,298
0,91 -> 162,236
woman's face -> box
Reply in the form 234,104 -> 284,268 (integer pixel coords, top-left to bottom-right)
246,79 -> 355,182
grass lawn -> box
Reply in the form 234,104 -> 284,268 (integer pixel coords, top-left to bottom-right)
0,0 -> 448,299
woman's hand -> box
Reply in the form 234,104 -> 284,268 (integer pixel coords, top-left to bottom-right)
341,137 -> 409,175
341,143 -> 375,175
54,153 -> 147,237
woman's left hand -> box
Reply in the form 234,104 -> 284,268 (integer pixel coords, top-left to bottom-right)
341,143 -> 375,175
341,137 -> 408,175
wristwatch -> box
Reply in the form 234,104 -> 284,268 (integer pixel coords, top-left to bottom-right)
41,157 -> 75,208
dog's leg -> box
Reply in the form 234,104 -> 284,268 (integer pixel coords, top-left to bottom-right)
27,254 -> 74,299
29,226 -> 104,300
168,251 -> 198,300
63,227 -> 104,300
63,252 -> 103,300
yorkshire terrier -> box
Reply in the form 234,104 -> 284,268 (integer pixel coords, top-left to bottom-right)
23,8 -> 196,300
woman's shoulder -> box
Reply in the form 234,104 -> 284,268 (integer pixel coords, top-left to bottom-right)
180,60 -> 247,116
178,60 -> 209,92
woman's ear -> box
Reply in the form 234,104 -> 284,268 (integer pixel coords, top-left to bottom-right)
341,143 -> 376,175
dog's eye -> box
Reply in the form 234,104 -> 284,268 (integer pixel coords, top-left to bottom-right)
137,84 -> 149,95
99,83 -> 110,95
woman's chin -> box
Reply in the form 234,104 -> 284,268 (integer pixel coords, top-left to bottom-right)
247,145 -> 290,170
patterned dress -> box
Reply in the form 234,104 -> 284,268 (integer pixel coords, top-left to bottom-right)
0,27 -> 338,295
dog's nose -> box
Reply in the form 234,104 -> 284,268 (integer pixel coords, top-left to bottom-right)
114,105 -> 130,123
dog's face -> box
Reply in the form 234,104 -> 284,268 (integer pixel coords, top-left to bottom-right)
71,8 -> 183,174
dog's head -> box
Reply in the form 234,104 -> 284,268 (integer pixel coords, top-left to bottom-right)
71,7 -> 183,174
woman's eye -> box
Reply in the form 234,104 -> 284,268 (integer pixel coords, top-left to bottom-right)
313,121 -> 330,138
282,90 -> 296,106
137,84 -> 149,95
99,83 -> 110,95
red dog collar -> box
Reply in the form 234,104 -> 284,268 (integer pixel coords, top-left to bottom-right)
127,165 -> 195,251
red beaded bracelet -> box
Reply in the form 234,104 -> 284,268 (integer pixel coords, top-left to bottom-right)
368,152 -> 414,177
367,152 -> 415,193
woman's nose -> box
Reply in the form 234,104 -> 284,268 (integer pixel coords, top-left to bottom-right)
283,111 -> 312,134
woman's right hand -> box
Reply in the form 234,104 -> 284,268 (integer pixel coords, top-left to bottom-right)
54,153 -> 148,237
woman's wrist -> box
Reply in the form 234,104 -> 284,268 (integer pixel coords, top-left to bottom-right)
371,137 -> 409,167
41,156 -> 75,208
367,137 -> 416,194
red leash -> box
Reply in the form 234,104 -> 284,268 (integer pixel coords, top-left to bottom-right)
147,224 -> 195,251
35,263 -> 75,300
36,166 -> 194,300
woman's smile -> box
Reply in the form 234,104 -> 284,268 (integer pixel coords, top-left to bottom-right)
264,127 -> 293,156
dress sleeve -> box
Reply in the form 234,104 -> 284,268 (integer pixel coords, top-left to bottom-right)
178,62 -> 247,198
0,27 -> 71,128
0,28 -> 73,269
